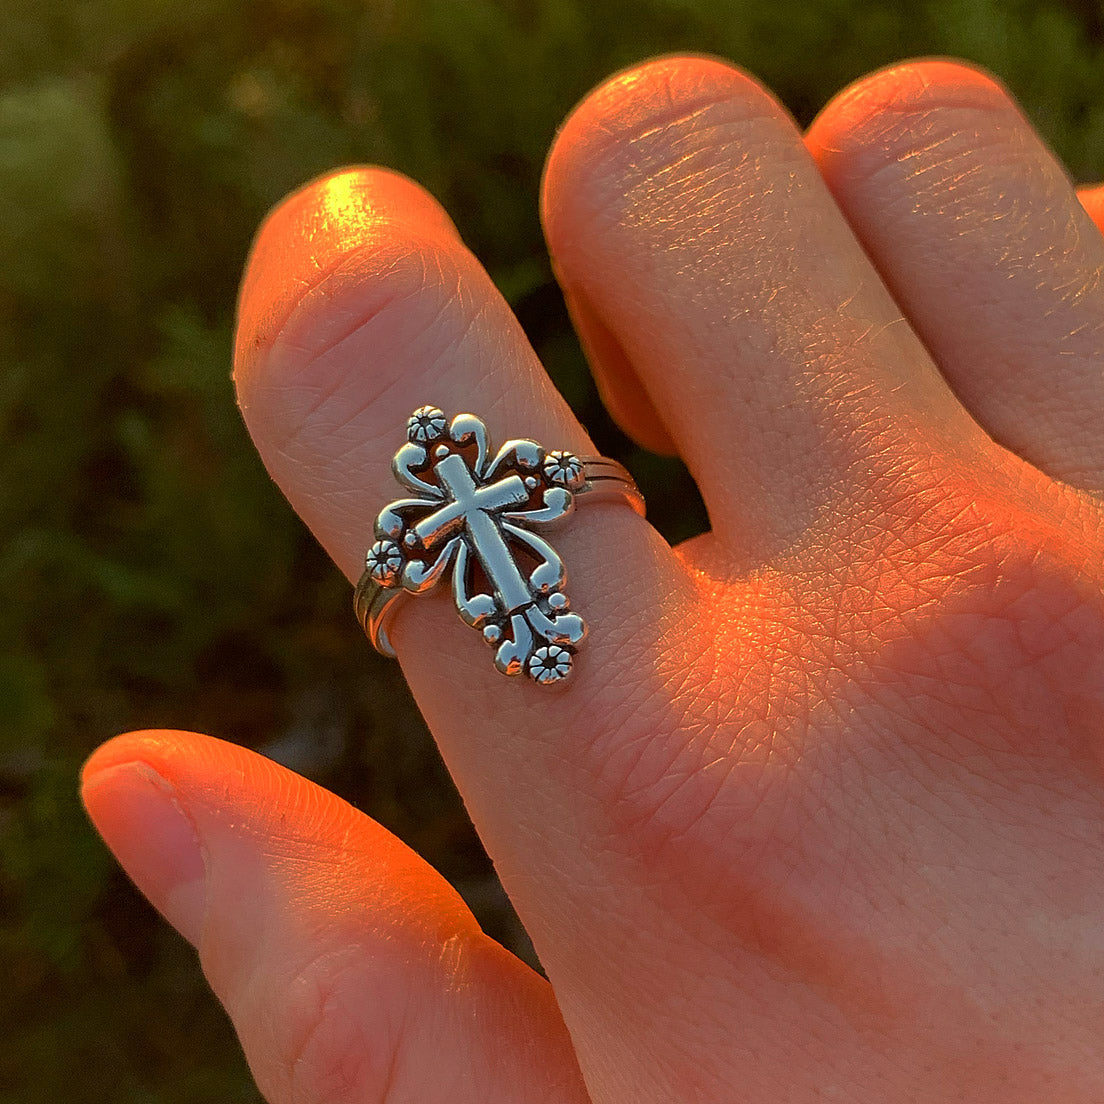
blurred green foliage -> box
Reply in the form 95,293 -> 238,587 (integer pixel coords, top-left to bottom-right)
2,0 -> 1103,1099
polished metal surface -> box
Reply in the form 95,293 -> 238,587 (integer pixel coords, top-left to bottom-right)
355,406 -> 645,684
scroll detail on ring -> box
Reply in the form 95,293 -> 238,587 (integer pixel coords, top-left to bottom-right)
359,406 -> 606,684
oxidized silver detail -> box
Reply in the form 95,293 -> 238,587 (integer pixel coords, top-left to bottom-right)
355,408 -> 645,684
365,539 -> 403,585
407,405 -> 447,444
528,644 -> 573,684
543,450 -> 585,489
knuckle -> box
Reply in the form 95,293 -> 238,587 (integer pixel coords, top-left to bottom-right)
844,462 -> 1104,757
257,945 -> 408,1104
962,525 -> 1104,687
847,57 -> 1007,117
812,59 -> 1015,186
237,165 -> 456,367
545,55 -> 789,237
274,226 -> 465,374
242,227 -> 478,456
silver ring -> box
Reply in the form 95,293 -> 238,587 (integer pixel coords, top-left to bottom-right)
354,406 -> 645,685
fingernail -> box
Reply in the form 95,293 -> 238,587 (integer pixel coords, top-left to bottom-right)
82,761 -> 207,947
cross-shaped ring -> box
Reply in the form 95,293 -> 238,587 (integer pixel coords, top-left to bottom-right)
354,406 -> 645,685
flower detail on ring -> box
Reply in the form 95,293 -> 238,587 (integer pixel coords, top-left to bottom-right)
527,644 -> 573,684
365,538 -> 403,586
543,450 -> 584,489
407,405 -> 447,444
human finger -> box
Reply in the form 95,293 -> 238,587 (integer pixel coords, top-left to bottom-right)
542,55 -> 991,559
806,58 -> 1104,494
81,730 -> 589,1104
233,164 -> 700,1079
558,276 -> 678,455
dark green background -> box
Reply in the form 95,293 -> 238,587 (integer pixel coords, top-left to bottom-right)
3,1 -> 1103,1099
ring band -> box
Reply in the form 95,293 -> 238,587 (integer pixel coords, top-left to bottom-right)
355,455 -> 644,654
354,407 -> 645,685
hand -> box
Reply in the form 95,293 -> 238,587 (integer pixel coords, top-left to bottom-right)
82,56 -> 1104,1102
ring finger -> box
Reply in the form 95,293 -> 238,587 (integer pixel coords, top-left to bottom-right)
233,161 -> 697,1046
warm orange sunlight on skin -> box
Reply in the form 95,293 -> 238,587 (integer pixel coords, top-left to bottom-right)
84,52 -> 1104,1103
83,729 -> 481,945
561,437 -> 1104,1084
234,169 -> 460,382
83,728 -> 587,1100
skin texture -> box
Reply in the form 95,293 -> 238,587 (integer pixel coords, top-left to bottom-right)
83,55 -> 1104,1102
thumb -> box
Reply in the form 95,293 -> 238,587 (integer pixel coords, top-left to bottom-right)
81,730 -> 588,1104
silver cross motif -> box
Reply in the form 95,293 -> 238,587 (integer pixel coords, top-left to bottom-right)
365,406 -> 588,683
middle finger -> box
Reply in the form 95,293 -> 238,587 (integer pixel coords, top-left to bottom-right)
542,55 -> 994,562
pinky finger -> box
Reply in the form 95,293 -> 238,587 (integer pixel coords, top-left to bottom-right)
81,730 -> 588,1104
